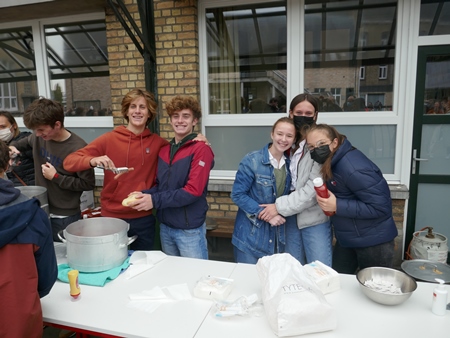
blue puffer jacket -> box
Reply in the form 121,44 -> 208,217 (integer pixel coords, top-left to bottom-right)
231,143 -> 291,257
327,138 -> 397,248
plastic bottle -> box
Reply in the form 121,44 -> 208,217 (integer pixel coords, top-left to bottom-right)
432,278 -> 448,316
313,177 -> 335,216
68,270 -> 81,299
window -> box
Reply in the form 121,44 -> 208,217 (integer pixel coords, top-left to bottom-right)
200,1 -> 287,174
0,26 -> 38,116
0,83 -> 18,111
330,87 -> 341,106
200,0 -> 400,178
45,21 -> 111,119
304,0 -> 396,112
420,0 -> 450,36
205,3 -> 287,115
379,65 -> 388,79
0,13 -> 112,142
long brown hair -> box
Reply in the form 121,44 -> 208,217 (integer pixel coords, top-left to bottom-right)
306,124 -> 345,181
121,88 -> 157,125
289,93 -> 320,145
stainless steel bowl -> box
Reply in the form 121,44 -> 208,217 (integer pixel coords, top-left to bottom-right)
356,267 -> 417,306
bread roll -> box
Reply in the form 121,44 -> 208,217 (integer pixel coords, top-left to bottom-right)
122,194 -> 138,207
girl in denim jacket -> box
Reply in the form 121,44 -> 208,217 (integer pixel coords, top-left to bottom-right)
231,117 -> 296,264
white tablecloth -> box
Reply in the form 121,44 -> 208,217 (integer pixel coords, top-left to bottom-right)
43,248 -> 450,338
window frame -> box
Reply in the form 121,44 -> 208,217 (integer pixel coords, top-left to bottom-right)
0,12 -> 113,130
199,0 -> 414,183
0,83 -> 18,111
379,65 -> 388,79
360,66 -> 366,80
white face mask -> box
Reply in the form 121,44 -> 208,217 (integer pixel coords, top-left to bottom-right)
0,127 -> 13,142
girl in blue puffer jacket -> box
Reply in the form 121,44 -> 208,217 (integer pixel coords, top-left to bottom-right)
306,123 -> 398,274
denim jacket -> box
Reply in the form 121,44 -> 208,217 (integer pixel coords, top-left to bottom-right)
231,143 -> 291,257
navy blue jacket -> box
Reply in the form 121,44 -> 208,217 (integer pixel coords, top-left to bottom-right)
144,138 -> 214,230
327,138 -> 397,248
0,179 -> 57,337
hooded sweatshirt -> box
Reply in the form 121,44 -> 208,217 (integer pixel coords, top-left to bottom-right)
64,126 -> 169,218
0,178 -> 57,337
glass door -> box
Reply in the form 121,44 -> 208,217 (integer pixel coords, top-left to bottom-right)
406,45 -> 450,263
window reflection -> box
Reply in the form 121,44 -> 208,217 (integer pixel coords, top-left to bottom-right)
420,1 -> 450,36
45,21 -> 112,117
206,2 -> 287,114
304,0 -> 396,112
0,27 -> 38,116
423,55 -> 450,115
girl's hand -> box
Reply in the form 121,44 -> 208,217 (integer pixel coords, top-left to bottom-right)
268,214 -> 286,226
258,204 -> 278,221
316,190 -> 337,213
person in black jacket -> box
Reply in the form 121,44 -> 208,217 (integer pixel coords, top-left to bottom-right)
0,110 -> 35,185
306,123 -> 398,274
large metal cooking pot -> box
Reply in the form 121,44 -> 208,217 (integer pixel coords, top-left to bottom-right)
58,217 -> 137,273
17,186 -> 49,216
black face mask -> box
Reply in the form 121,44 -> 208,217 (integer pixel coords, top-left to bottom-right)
293,115 -> 315,131
310,145 -> 331,164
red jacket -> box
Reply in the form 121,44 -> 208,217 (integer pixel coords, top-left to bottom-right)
64,126 -> 168,218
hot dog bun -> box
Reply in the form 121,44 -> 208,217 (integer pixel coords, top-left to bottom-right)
122,194 -> 138,207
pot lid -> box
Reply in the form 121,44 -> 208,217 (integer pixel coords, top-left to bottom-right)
401,259 -> 450,283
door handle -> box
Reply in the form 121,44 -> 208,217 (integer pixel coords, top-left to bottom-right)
413,157 -> 428,161
412,149 -> 428,174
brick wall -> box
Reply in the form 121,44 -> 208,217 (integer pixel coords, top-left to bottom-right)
207,191 -> 238,219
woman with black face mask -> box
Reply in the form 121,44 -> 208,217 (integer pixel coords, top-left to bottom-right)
259,94 -> 332,267
306,124 -> 398,274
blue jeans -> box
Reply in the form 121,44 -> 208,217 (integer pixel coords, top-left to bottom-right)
51,212 -> 81,242
285,218 -> 332,267
332,240 -> 395,274
233,246 -> 260,264
122,214 -> 156,251
159,223 -> 208,259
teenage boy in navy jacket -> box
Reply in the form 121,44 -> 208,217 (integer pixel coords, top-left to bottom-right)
129,96 -> 214,259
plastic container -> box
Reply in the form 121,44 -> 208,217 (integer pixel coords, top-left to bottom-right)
313,177 -> 334,216
68,270 -> 81,299
432,278 -> 448,316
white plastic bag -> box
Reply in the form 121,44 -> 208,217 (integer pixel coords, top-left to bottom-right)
256,253 -> 337,337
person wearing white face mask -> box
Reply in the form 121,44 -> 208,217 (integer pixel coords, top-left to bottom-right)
0,111 -> 35,186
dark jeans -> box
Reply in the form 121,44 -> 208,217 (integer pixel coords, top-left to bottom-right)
122,214 -> 156,251
332,240 -> 395,274
51,212 -> 82,242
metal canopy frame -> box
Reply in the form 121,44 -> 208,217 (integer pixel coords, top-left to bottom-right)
106,0 -> 159,133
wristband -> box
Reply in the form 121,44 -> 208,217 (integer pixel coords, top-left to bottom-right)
53,172 -> 59,179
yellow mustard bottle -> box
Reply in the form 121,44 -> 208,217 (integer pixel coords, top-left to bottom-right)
68,270 -> 81,299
